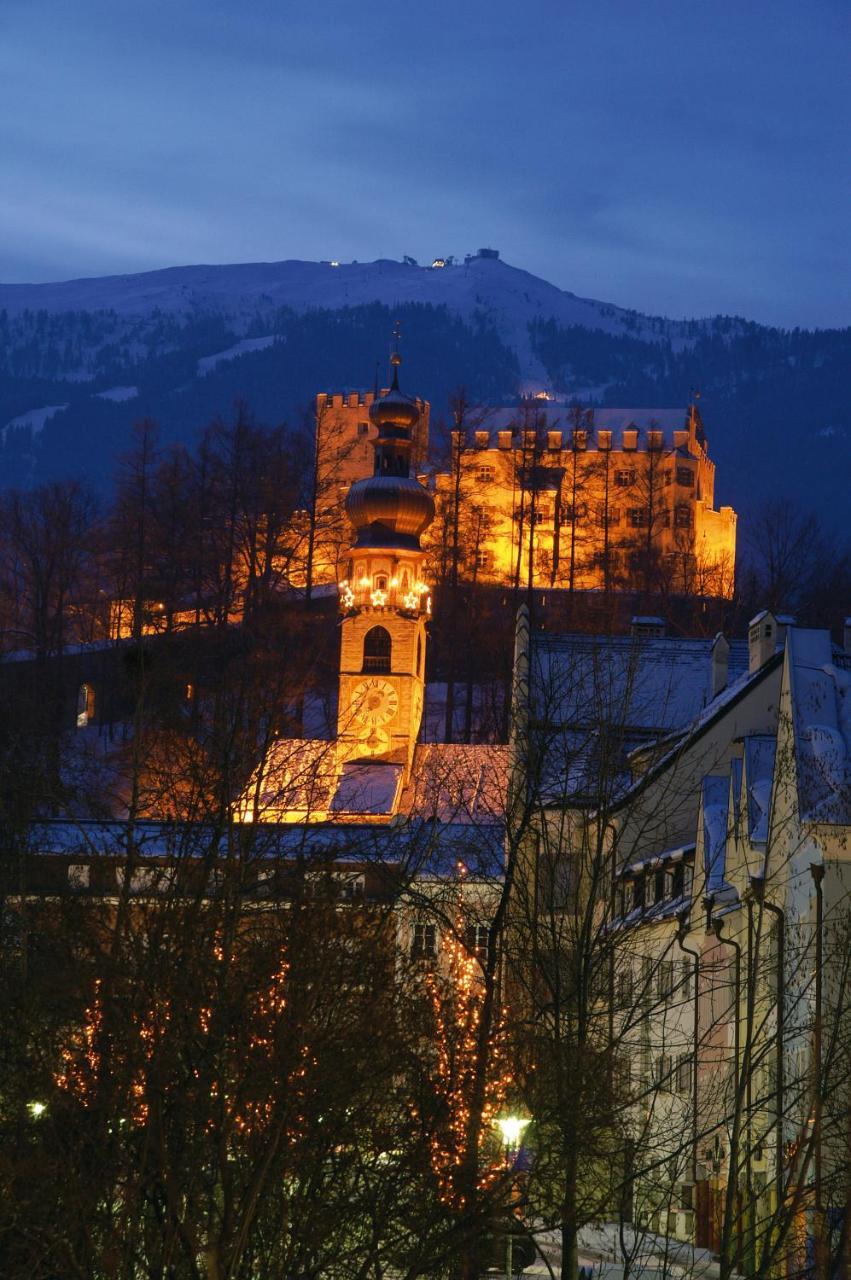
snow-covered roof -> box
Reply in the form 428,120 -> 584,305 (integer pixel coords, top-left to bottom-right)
786,629 -> 851,825
402,744 -> 509,824
531,632 -> 749,736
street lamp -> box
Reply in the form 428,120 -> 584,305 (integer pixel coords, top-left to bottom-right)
495,1115 -> 530,1280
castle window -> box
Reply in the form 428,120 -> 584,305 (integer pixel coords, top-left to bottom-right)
615,469 -> 635,487
597,505 -> 620,527
476,465 -> 495,484
674,504 -> 692,529
475,549 -> 493,571
374,574 -> 388,591
358,421 -> 369,436
627,508 -> 648,528
76,683 -> 95,728
362,625 -> 391,674
676,467 -> 694,487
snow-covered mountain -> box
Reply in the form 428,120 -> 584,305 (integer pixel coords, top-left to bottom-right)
0,254 -> 847,527
0,254 -> 687,390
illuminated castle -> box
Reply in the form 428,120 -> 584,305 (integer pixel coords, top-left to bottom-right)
314,394 -> 736,599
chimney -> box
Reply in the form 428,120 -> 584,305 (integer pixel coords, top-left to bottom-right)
711,633 -> 729,697
630,616 -> 666,640
748,611 -> 796,674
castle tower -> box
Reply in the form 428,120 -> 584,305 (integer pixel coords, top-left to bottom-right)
337,352 -> 435,779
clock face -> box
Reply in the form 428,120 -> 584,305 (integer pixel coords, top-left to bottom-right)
350,678 -> 399,728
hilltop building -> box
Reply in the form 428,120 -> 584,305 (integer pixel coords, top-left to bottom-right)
312,392 -> 736,601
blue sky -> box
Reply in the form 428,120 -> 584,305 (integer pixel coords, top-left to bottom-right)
1,0 -> 848,327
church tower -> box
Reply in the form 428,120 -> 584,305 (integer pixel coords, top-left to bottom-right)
337,351 -> 435,780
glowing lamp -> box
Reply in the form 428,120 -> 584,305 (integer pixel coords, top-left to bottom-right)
27,1101 -> 46,1119
495,1115 -> 529,1148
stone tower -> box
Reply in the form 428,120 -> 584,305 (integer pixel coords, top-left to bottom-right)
336,352 -> 435,780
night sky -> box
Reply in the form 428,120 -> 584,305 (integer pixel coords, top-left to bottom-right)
1,0 -> 848,328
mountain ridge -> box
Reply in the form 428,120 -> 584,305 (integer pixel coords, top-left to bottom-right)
0,255 -> 847,531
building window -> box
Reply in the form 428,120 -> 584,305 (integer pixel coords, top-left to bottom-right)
654,869 -> 667,904
597,505 -> 620,527
475,548 -> 493,571
657,959 -> 675,1002
676,1053 -> 694,1095
615,469 -> 635,487
411,921 -> 438,961
681,959 -> 692,1000
362,625 -> 392,673
358,421 -> 369,436
374,574 -> 388,591
560,502 -> 586,524
631,877 -> 644,912
654,1053 -> 674,1089
677,467 -> 694,487
627,508 -> 648,528
674,504 -> 692,529
464,922 -> 490,963
671,862 -> 685,899
76,683 -> 95,728
476,465 -> 495,484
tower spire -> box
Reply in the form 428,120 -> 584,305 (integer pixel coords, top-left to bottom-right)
390,319 -> 402,390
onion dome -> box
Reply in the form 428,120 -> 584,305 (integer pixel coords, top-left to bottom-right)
346,475 -> 435,549
369,352 -> 421,432
345,349 -> 434,550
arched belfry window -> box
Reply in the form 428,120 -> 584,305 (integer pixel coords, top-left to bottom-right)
76,683 -> 95,728
363,625 -> 391,674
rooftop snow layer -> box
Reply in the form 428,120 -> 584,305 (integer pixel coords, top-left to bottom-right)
531,632 -> 749,735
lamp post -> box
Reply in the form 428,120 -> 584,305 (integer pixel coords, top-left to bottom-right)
495,1115 -> 530,1280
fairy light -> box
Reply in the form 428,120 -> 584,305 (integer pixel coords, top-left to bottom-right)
56,943 -> 315,1143
417,916 -> 511,1208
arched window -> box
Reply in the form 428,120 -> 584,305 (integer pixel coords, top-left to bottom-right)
76,683 -> 95,728
375,574 -> 388,591
362,625 -> 391,674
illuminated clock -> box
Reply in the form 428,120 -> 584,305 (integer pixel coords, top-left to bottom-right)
350,678 -> 399,727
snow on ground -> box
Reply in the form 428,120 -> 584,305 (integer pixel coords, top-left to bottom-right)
196,335 -> 276,376
3,404 -> 68,436
528,1223 -> 722,1279
96,385 -> 138,401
